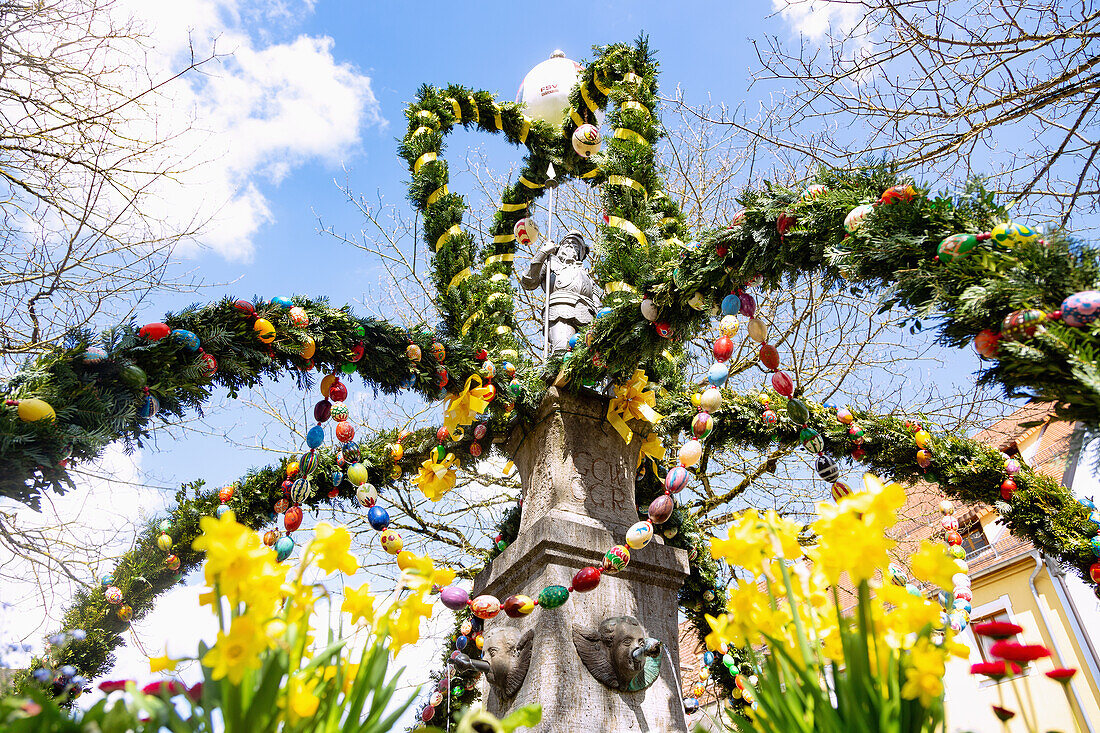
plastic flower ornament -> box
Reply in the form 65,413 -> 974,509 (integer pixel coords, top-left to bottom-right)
415,451 -> 458,501
443,375 -> 493,434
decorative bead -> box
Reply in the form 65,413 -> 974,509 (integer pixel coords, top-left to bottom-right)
648,494 -> 675,524
626,521 -> 654,550
572,567 -> 602,592
537,585 -> 570,609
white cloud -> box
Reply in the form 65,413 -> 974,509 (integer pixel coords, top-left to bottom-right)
772,0 -> 864,41
111,0 -> 383,261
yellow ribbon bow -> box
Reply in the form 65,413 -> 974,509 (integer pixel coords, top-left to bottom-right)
444,374 -> 493,435
414,452 -> 458,501
636,431 -> 666,470
607,369 -> 663,444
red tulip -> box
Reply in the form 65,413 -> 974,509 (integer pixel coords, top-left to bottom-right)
1045,667 -> 1077,683
972,621 -> 1023,639
990,640 -> 1051,662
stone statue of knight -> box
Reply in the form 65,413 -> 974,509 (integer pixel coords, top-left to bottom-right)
520,229 -> 602,353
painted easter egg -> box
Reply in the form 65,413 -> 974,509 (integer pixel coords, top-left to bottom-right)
626,521 -> 654,550
1061,291 -> 1100,327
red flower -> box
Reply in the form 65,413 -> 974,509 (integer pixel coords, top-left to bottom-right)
972,621 -> 1023,639
990,641 -> 1051,662
992,706 -> 1016,721
187,682 -> 203,702
141,680 -> 182,696
1045,667 -> 1077,683
970,661 -> 1021,679
97,680 -> 132,693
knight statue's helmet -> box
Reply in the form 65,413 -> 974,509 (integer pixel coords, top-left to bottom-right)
559,229 -> 588,260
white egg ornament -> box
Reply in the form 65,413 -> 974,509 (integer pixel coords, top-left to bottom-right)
626,521 -> 654,550
517,51 -> 583,126
572,124 -> 601,158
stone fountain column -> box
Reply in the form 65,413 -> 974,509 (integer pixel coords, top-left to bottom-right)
472,387 -> 689,732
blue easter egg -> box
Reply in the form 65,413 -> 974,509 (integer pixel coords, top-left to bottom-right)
402,373 -> 417,389
596,307 -> 613,319
707,362 -> 729,387
665,465 -> 690,494
368,505 -> 390,531
1082,497 -> 1097,511
275,535 -> 294,561
1090,510 -> 1100,525
1091,536 -> 1100,556
1061,290 -> 1100,327
271,296 -> 293,308
170,329 -> 201,351
139,394 -> 159,419
703,651 -> 715,666
456,635 -> 468,650
100,573 -> 114,587
82,347 -> 108,364
306,425 -> 325,449
720,294 -> 741,316
684,698 -> 700,714
332,471 -> 343,486
568,334 -> 581,350
216,504 -> 230,517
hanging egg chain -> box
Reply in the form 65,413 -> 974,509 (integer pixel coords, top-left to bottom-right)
1080,497 -> 1100,591
937,499 -> 973,632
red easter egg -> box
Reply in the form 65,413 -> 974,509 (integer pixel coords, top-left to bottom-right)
284,505 -> 303,532
760,344 -> 780,371
945,530 -> 962,546
1000,478 -> 1017,500
139,323 -> 170,341
654,321 -> 674,338
974,329 -> 1000,359
232,299 -> 255,315
713,336 -> 734,363
335,422 -> 355,443
483,384 -> 496,403
350,342 -> 365,362
1091,562 -> 1100,584
777,213 -> 796,234
218,485 -> 234,502
328,381 -> 348,402
771,371 -> 794,397
572,567 -> 602,592
314,400 -> 332,423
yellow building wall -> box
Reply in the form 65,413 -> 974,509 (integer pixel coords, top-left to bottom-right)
943,555 -> 1100,732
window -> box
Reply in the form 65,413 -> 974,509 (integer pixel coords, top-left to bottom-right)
972,610 -> 1028,677
959,519 -> 991,560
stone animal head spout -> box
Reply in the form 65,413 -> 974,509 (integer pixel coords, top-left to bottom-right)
457,626 -> 532,699
573,616 -> 663,692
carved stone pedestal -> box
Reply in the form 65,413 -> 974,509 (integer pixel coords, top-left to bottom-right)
473,388 -> 689,732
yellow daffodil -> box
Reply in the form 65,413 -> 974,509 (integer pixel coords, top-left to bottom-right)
399,552 -> 455,595
283,674 -> 320,721
388,606 -> 423,654
148,649 -> 178,673
193,511 -> 285,611
710,509 -> 769,570
901,638 -> 946,706
909,540 -> 959,590
704,613 -> 735,653
414,452 -> 458,501
202,610 -> 271,684
342,583 -> 377,626
310,523 -> 359,576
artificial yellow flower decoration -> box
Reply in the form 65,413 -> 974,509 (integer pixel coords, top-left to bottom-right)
414,451 -> 458,501
310,522 -> 359,576
606,369 -> 663,444
342,582 -> 377,626
444,374 -> 493,434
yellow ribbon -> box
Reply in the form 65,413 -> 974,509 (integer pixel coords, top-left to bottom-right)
603,281 -> 637,301
416,109 -> 438,127
485,253 -> 515,265
493,234 -> 516,244
620,101 -> 650,116
636,432 -> 666,470
500,201 -> 528,212
493,104 -> 503,131
519,176 -> 543,189
412,126 -> 434,137
613,128 -> 649,146
580,84 -> 600,113
623,72 -> 643,85
446,97 -> 462,121
580,166 -> 602,179
447,267 -> 472,290
593,72 -> 611,95
414,452 -> 458,501
468,95 -> 480,123
503,460 -> 516,475
518,116 -> 531,144
570,107 -> 586,128
427,185 -> 448,206
661,349 -> 676,362
461,311 -> 481,335
435,223 -> 462,252
608,175 -> 647,198
414,152 -> 438,174
444,374 -> 494,434
606,369 -> 663,445
606,215 -> 648,247
660,216 -> 678,227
